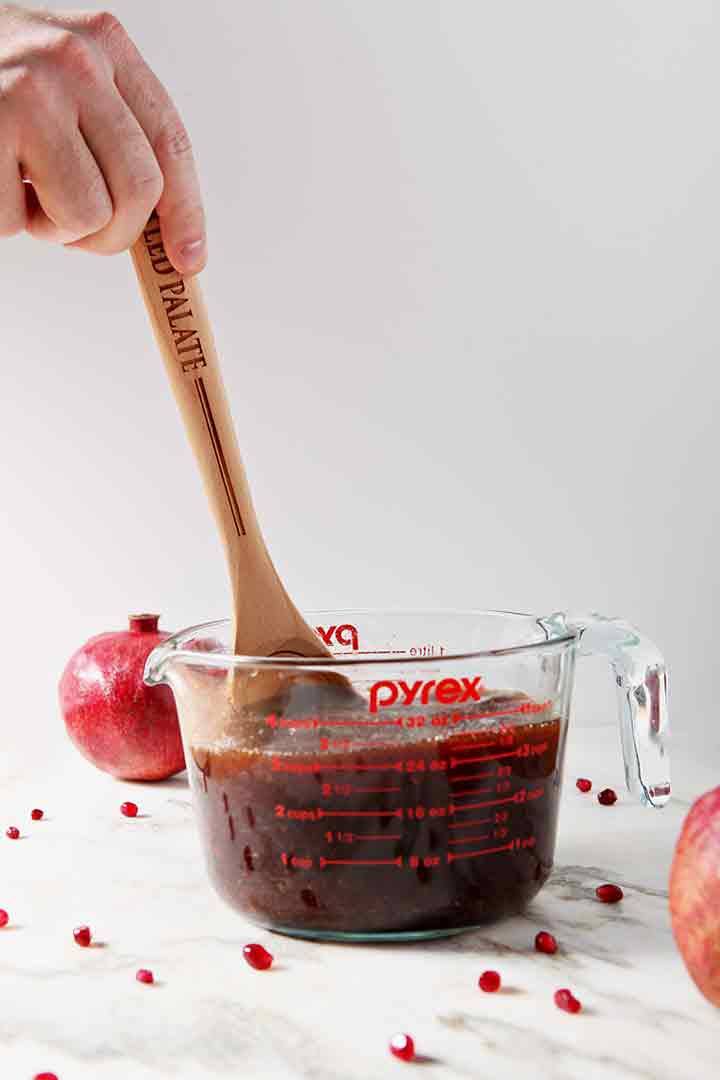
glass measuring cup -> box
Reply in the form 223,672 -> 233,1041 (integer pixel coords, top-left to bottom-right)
144,610 -> 669,941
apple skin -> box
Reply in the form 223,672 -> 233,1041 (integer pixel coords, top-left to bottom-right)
59,614 -> 185,781
669,785 -> 720,1007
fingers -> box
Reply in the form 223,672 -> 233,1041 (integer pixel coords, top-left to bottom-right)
0,9 -> 206,269
69,87 -> 163,256
152,115 -> 207,275
1,31 -> 114,244
108,34 -> 206,274
0,152 -> 26,237
21,116 -> 113,245
0,57 -> 112,244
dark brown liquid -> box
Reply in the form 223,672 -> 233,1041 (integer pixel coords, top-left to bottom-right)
189,698 -> 564,937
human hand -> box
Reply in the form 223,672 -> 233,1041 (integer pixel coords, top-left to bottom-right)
0,6 -> 206,273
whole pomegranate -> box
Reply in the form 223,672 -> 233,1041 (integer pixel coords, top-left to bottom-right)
669,785 -> 720,1007
59,614 -> 185,781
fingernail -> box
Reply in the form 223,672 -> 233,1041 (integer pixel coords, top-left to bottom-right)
180,238 -> 205,260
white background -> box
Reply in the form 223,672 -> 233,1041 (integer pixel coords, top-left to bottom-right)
2,0 -> 717,769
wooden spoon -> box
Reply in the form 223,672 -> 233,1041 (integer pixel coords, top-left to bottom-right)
130,213 -> 353,709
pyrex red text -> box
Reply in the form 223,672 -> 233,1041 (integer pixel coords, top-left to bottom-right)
369,676 -> 483,714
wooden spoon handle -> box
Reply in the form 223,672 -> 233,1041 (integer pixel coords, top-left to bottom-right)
130,213 -> 327,659
130,212 -> 252,534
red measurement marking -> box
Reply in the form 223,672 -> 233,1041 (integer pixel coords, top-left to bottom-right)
354,786 -> 402,794
281,853 -> 313,869
353,833 -> 402,841
346,650 -> 406,655
447,842 -> 514,863
447,702 -> 552,752
319,808 -> 404,819
449,771 -> 493,784
448,739 -> 498,751
322,783 -> 352,798
282,762 -> 404,774
450,787 -> 492,797
322,718 -> 403,727
445,701 -> 552,740
448,834 -> 489,845
320,856 -> 403,868
267,714 -> 402,730
449,792 -> 523,814
449,748 -> 520,769
449,818 -> 491,829
351,762 -> 403,773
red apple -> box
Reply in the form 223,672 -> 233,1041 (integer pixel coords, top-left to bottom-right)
59,613 -> 185,781
669,785 -> 720,1007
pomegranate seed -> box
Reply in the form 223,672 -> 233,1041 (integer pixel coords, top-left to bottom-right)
389,1033 -> 415,1062
136,968 -> 154,985
31,808 -> 44,821
6,826 -> 20,840
478,970 -> 501,992
596,883 -> 624,903
554,988 -> 582,1013
576,778 -> 592,793
73,925 -> 92,947
34,1074 -> 59,1080
0,909 -> 9,928
597,788 -> 617,806
121,802 -> 138,818
534,930 -> 558,954
243,943 -> 273,971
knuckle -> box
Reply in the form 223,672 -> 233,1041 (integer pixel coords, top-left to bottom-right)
155,118 -> 194,163
168,203 -> 205,237
45,31 -> 100,85
86,11 -> 127,55
127,164 -> 164,206
87,10 -> 121,34
0,62 -> 34,103
85,168 -> 164,255
42,28 -> 76,58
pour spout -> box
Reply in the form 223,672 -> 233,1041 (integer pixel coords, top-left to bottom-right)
143,640 -> 174,687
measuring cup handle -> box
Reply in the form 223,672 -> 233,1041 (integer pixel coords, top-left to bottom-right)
565,612 -> 670,807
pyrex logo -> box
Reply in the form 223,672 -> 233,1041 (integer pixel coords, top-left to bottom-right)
315,623 -> 359,651
369,676 -> 483,714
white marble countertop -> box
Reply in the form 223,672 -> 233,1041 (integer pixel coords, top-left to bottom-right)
2,724 -> 718,1080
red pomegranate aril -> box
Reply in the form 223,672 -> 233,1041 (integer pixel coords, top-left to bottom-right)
598,788 -> 618,806
6,826 -> 20,840
554,988 -> 582,1013
31,808 -> 44,821
243,943 -> 273,971
478,969 -> 501,992
34,1073 -> 59,1080
596,883 -> 624,904
389,1033 -> 415,1062
535,930 -> 558,955
121,801 -> 138,818
0,909 -> 9,928
73,925 -> 92,947
136,968 -> 154,984
576,778 -> 592,793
